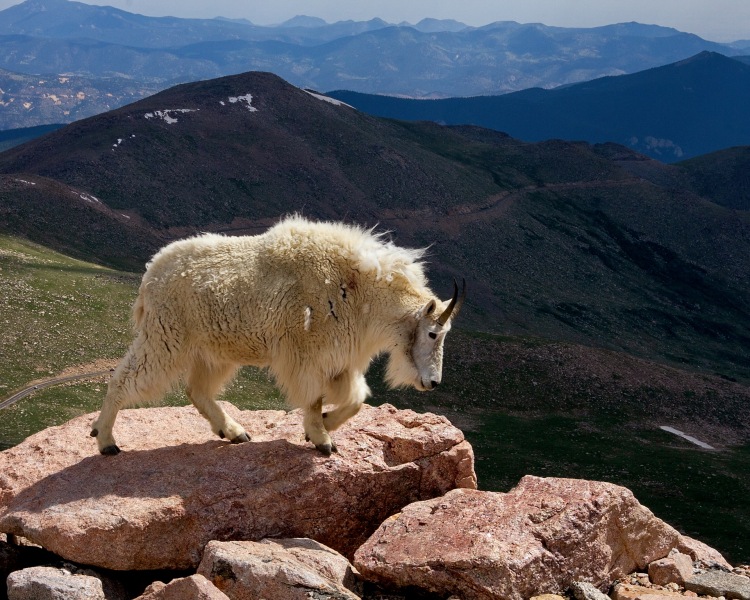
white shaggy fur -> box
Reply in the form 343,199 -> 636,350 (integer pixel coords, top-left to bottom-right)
91,215 -> 458,455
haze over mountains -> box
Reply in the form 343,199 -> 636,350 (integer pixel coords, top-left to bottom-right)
0,0 -> 748,130
1,71 -> 749,385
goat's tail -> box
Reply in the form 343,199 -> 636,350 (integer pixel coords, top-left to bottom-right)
131,290 -> 147,332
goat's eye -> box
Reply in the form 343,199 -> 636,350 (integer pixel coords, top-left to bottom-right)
428,332 -> 437,339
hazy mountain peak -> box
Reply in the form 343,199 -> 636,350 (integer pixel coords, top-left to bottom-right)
19,0 -> 69,7
278,15 -> 328,28
595,21 -> 682,37
412,18 -> 469,33
675,49 -> 729,64
327,51 -> 750,162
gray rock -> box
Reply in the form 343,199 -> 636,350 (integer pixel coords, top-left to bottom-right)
1,536 -> 61,596
6,566 -> 105,600
685,570 -> 750,600
62,563 -> 128,600
198,538 -> 362,600
570,581 -> 611,600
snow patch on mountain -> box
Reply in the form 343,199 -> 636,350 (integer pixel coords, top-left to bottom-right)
659,426 -> 715,450
144,109 -> 198,124
227,94 -> 258,112
112,134 -> 136,151
304,90 -> 353,108
77,192 -> 101,204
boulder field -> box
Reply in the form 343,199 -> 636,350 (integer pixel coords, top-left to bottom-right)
0,402 -> 746,600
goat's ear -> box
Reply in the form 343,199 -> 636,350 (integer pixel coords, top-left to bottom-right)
422,299 -> 437,317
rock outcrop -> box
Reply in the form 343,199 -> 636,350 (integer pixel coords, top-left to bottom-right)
0,402 -> 475,570
0,401 -> 744,600
354,476 -> 701,600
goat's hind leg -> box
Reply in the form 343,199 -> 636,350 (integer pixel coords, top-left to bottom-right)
91,340 -> 175,455
185,358 -> 247,444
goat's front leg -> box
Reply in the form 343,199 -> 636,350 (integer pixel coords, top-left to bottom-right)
322,369 -> 370,432
303,397 -> 336,456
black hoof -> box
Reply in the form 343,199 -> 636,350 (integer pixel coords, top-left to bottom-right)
230,432 -> 250,444
90,428 -> 99,438
218,429 -> 225,439
305,434 -> 310,442
101,445 -> 121,456
315,443 -> 332,456
315,442 -> 337,456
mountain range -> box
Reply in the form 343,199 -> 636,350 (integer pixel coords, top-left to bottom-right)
1,71 -> 749,385
0,0 -> 747,130
327,52 -> 750,162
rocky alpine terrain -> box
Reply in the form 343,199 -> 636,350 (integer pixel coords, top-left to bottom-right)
2,64 -> 750,598
1,402 -> 748,600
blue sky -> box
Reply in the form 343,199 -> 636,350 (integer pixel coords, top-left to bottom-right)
1,0 -> 748,42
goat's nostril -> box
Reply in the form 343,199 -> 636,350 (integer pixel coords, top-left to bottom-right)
430,380 -> 439,389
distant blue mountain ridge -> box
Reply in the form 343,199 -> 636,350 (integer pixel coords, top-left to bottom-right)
0,0 -> 744,98
0,0 -> 748,138
327,52 -> 750,162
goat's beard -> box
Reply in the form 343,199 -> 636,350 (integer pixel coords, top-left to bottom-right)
384,346 -> 420,389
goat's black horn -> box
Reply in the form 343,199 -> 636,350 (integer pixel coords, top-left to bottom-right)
437,278 -> 466,325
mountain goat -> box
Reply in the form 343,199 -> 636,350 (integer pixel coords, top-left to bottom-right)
91,215 -> 465,456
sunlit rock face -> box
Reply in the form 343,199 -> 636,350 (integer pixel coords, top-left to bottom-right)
0,402 -> 475,570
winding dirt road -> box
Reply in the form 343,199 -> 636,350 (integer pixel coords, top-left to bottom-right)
0,369 -> 113,410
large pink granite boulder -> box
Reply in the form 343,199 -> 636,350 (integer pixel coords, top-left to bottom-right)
0,402 -> 475,570
354,476 -> 699,600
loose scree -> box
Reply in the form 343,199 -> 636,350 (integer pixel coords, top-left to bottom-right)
91,216 -> 465,456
